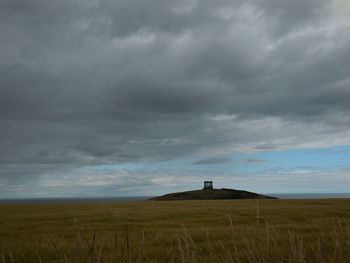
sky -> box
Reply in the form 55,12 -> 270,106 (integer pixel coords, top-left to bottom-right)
1,0 -> 350,198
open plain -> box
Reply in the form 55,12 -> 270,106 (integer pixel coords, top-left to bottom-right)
1,199 -> 350,263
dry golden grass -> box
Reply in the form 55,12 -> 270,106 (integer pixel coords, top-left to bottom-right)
1,199 -> 350,262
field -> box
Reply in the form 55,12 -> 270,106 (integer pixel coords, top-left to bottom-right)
1,199 -> 350,262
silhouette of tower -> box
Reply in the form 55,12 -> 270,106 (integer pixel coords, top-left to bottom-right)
203,181 -> 213,190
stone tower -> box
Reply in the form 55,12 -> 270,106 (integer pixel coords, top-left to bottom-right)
203,181 -> 213,190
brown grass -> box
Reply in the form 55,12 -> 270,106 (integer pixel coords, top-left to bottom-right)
1,199 -> 350,262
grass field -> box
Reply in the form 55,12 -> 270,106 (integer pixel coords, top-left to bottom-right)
1,199 -> 350,262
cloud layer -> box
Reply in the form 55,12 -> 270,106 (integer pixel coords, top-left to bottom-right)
193,157 -> 231,165
1,0 -> 350,195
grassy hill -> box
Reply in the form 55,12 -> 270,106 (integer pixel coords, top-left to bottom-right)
151,188 -> 277,200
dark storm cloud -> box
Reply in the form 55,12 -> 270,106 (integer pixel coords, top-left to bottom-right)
1,0 -> 350,186
193,157 -> 231,165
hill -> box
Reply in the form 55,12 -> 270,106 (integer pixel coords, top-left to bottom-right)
150,188 -> 277,201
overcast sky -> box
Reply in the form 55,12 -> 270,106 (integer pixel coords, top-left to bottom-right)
1,0 -> 350,198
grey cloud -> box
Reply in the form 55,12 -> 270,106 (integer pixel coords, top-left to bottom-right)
255,144 -> 278,150
246,158 -> 266,163
256,0 -> 330,37
0,0 -> 349,192
308,148 -> 350,155
193,157 -> 231,165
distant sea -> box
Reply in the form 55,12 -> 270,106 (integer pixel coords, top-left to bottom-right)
0,196 -> 153,204
271,193 -> 350,199
1,193 -> 350,204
